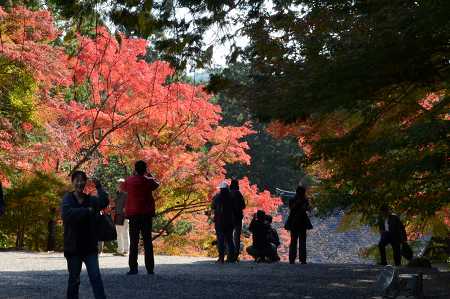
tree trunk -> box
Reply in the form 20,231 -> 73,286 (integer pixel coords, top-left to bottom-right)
15,227 -> 24,249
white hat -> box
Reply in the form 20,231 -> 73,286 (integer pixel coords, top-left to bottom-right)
217,180 -> 228,189
117,178 -> 125,183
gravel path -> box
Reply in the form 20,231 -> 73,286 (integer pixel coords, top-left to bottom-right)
1,252 -> 448,299
275,208 -> 379,263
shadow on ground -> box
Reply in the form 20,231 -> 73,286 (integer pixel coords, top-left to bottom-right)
0,257 -> 448,299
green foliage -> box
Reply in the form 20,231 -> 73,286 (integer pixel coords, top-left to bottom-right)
0,1 -> 42,10
93,156 -> 131,195
40,0 -> 252,69
157,178 -> 209,216
0,230 -> 11,248
153,215 -> 192,236
0,172 -> 66,249
0,57 -> 37,127
153,214 -> 170,233
210,64 -> 305,192
173,220 -> 193,236
206,1 -> 450,223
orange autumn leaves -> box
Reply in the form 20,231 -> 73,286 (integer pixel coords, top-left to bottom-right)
0,6 -> 281,220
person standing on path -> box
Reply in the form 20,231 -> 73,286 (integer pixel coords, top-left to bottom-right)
211,181 -> 236,263
121,161 -> 159,275
230,179 -> 245,260
285,186 -> 312,264
61,171 -> 108,299
113,181 -> 129,256
378,205 -> 408,266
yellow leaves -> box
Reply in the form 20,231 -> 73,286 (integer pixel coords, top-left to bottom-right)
0,57 -> 38,125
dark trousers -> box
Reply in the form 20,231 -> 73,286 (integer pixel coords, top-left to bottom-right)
66,254 -> 106,299
379,231 -> 401,266
233,219 -> 243,257
216,228 -> 235,261
128,214 -> 154,273
289,230 -> 307,263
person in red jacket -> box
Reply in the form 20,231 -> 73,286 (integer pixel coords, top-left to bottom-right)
121,160 -> 159,275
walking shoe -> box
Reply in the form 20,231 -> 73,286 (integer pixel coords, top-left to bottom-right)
126,269 -> 138,275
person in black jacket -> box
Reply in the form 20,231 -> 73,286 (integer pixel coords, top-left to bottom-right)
285,186 -> 312,264
230,179 -> 245,260
247,210 -> 277,262
211,181 -> 236,263
378,205 -> 408,266
61,171 -> 108,299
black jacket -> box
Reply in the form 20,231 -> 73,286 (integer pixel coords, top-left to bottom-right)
268,227 -> 280,247
378,214 -> 407,243
61,188 -> 109,256
249,218 -> 270,249
287,196 -> 312,232
230,190 -> 245,221
211,189 -> 235,232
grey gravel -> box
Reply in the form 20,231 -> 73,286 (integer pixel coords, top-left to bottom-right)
274,208 -> 379,264
0,251 -> 407,299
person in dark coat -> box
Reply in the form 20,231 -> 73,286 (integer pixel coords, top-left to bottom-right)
121,160 -> 160,275
211,181 -> 236,263
61,170 -> 109,299
247,210 -> 276,262
230,179 -> 245,260
378,205 -> 408,266
286,186 -> 312,264
113,184 -> 129,256
0,182 -> 4,217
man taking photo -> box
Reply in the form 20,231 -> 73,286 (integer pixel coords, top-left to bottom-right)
121,161 -> 159,275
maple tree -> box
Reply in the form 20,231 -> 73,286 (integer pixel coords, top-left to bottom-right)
0,5 -> 71,183
0,6 -> 283,254
64,26 -> 281,242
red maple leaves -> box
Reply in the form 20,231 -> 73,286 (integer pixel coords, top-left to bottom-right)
0,7 -> 281,230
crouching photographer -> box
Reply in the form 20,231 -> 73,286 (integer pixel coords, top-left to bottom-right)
246,210 -> 278,263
